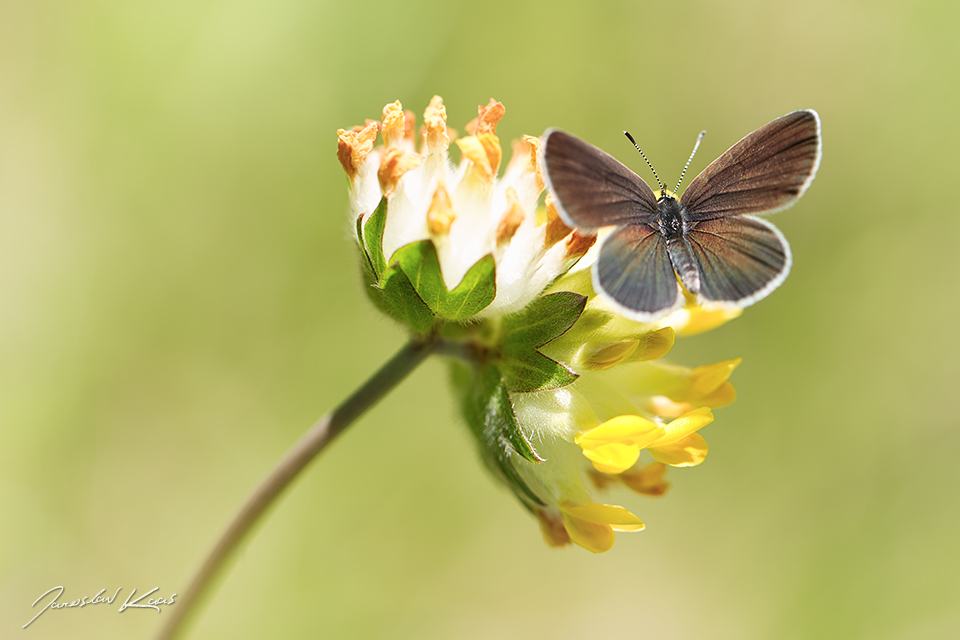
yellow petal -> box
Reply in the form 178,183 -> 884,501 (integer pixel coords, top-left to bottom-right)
654,407 -> 714,446
688,359 -> 741,401
561,514 -> 615,553
696,380 -> 737,408
625,326 -> 676,363
649,432 -> 709,467
576,415 -> 663,473
582,442 -> 642,474
575,415 -> 663,449
647,395 -> 695,419
671,304 -> 742,337
582,340 -> 640,370
561,503 -> 645,531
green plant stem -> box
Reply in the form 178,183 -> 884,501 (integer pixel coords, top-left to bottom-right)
155,335 -> 438,640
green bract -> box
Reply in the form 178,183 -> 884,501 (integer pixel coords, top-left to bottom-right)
453,363 -> 544,507
500,292 -> 586,392
359,198 -> 498,331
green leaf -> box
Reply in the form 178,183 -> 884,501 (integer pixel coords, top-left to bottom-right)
362,198 -> 388,279
500,292 -> 587,393
451,362 -> 545,507
393,240 -> 496,320
376,264 -> 435,334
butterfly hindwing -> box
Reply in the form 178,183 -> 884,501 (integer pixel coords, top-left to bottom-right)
680,110 -> 821,221
542,129 -> 658,230
595,224 -> 680,318
684,215 -> 791,306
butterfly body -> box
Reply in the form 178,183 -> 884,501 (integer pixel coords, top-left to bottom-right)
542,110 -> 821,321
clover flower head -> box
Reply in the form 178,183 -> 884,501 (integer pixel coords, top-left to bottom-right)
338,96 -> 595,321
337,97 -> 748,553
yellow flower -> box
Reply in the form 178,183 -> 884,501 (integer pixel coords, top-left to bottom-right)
560,503 -> 645,553
646,407 -> 715,466
509,366 -> 730,552
533,502 -> 645,554
574,415 -> 664,474
575,407 -> 714,473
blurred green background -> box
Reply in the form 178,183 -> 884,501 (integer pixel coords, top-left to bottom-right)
3,0 -> 958,638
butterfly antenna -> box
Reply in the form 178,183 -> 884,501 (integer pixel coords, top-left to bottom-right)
675,130 -> 706,194
624,131 -> 665,196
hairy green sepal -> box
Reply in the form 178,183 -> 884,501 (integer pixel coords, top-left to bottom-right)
452,362 -> 545,507
499,291 -> 587,392
393,241 -> 496,321
357,198 -> 497,331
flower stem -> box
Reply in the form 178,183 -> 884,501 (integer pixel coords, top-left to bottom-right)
155,335 -> 438,640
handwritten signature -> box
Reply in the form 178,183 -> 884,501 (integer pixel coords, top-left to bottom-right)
24,586 -> 177,629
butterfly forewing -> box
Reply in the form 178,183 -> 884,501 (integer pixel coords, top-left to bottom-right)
542,129 -> 658,230
685,216 -> 790,306
596,224 -> 679,318
680,110 -> 821,221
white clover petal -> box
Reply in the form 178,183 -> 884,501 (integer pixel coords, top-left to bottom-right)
351,150 -> 383,219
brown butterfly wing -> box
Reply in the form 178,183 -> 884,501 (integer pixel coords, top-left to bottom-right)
680,110 -> 821,221
595,224 -> 681,319
684,215 -> 791,306
542,129 -> 658,230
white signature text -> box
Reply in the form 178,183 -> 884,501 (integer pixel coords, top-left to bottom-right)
24,586 -> 177,628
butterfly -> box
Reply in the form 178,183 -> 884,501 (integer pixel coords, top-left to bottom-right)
541,110 -> 821,321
